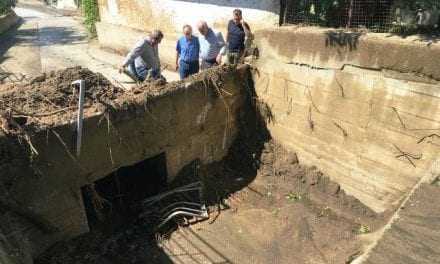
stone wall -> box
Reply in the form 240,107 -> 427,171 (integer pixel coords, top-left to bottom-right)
253,26 -> 440,213
0,66 -> 249,262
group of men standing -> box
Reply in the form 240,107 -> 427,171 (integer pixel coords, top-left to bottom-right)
119,9 -> 252,81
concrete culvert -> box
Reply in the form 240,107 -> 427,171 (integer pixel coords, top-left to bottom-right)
0,61 -> 438,264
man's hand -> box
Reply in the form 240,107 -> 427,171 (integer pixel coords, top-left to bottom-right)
119,66 -> 126,74
175,63 -> 179,71
216,54 -> 222,65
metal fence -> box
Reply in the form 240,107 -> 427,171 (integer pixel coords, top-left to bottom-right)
280,0 -> 440,34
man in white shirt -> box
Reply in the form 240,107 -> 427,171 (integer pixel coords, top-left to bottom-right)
119,30 -> 163,81
197,21 -> 226,70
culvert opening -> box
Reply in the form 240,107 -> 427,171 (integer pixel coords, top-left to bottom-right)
81,153 -> 168,232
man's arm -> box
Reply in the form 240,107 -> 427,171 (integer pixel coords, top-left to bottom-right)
175,52 -> 180,71
216,32 -> 226,54
226,20 -> 231,43
243,21 -> 252,38
175,40 -> 181,71
121,38 -> 147,68
216,32 -> 226,64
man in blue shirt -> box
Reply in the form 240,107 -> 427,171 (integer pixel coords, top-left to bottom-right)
176,25 -> 200,80
197,21 -> 226,70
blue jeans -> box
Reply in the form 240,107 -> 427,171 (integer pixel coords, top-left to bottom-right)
128,61 -> 160,81
179,60 -> 199,80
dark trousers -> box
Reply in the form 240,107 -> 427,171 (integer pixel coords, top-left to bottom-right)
128,61 -> 160,82
201,58 -> 218,70
179,60 -> 199,80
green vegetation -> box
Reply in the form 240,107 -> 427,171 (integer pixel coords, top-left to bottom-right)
284,0 -> 440,35
0,0 -> 16,15
357,224 -> 371,234
394,0 -> 440,9
82,0 -> 99,36
285,191 -> 302,202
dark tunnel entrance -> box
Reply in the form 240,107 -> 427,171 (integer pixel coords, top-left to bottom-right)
81,153 -> 168,232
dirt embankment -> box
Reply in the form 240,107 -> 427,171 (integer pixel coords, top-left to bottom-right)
195,136 -> 385,264
0,65 -> 240,132
0,67 -> 123,130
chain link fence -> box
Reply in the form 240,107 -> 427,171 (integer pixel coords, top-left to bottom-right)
280,0 -> 440,35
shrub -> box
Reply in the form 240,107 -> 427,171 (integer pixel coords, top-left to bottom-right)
0,0 -> 16,15
82,0 -> 99,36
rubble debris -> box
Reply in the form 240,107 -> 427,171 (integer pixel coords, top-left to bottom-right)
0,66 -> 124,129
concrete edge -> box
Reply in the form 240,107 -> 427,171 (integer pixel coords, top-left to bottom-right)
254,26 -> 440,81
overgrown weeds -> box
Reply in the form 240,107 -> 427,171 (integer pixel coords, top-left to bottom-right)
0,0 -> 15,15
82,0 -> 99,36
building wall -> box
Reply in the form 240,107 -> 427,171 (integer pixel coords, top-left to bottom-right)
0,67 -> 249,262
55,0 -> 78,10
253,27 -> 440,213
99,0 -> 279,33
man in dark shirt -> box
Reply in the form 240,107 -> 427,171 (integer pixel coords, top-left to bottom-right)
226,9 -> 252,65
176,25 -> 200,80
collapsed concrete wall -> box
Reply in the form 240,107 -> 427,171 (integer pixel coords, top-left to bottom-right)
96,0 -> 279,66
253,26 -> 440,213
0,66 -> 248,262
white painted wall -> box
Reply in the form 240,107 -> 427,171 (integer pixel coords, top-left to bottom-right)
99,0 -> 280,33
150,0 -> 279,30
56,0 -> 78,10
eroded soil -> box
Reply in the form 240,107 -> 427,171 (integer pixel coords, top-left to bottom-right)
0,65 -> 238,132
0,67 -> 121,116
36,137 -> 385,264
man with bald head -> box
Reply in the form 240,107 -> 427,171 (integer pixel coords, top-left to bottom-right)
120,30 -> 164,81
197,21 -> 226,70
176,25 -> 200,79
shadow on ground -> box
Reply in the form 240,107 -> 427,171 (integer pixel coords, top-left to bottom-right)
0,19 -> 87,65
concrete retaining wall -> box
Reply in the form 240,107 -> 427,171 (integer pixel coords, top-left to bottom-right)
0,67 -> 249,262
253,26 -> 440,213
0,11 -> 19,35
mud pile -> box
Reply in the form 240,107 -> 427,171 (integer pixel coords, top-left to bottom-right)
0,67 -> 123,128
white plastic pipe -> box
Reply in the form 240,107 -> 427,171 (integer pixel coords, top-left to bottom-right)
71,80 -> 85,157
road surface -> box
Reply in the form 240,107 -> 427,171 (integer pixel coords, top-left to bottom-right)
0,0 -> 178,87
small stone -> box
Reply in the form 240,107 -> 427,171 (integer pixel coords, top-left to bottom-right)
286,153 -> 299,164
326,182 -> 341,195
30,73 -> 46,84
307,171 -> 322,185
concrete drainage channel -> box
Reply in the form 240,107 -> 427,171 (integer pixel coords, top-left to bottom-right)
0,64 -> 437,264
